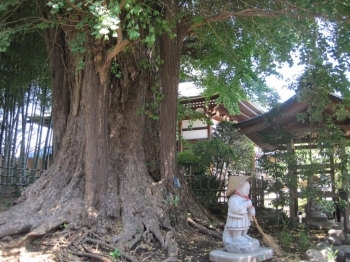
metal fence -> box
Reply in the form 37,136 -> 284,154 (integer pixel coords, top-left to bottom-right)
0,166 -> 44,197
1,163 -> 266,208
184,174 -> 266,208
0,155 -> 52,197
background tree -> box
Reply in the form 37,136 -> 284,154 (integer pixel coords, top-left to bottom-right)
258,67 -> 350,220
1,0 -> 350,260
0,30 -> 51,192
178,121 -> 254,207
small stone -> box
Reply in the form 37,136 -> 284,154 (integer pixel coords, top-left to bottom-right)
316,241 -> 330,249
329,229 -> 345,240
324,235 -> 343,245
99,228 -> 107,235
320,247 -> 333,261
333,246 -> 345,261
306,249 -> 327,262
340,245 -> 350,258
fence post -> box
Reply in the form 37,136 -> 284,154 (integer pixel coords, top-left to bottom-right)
339,189 -> 348,240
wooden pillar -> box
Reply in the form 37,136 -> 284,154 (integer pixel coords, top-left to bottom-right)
340,146 -> 349,229
287,139 -> 298,221
207,122 -> 212,140
330,155 -> 337,202
178,120 -> 183,152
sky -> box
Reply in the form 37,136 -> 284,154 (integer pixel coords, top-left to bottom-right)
179,63 -> 304,103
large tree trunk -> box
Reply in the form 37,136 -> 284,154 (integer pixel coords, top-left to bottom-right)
0,8 -> 211,262
45,28 -> 70,157
159,0 -> 180,181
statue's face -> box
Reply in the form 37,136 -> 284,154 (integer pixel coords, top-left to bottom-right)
237,181 -> 250,197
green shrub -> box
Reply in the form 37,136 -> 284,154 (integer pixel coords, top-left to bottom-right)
279,230 -> 293,250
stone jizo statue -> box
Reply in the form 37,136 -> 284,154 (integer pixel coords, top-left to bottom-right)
223,175 -> 260,253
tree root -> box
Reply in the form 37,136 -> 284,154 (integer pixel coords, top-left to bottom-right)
187,217 -> 221,239
85,237 -> 115,249
0,218 -> 66,257
164,231 -> 178,257
70,251 -> 109,262
0,245 -> 25,257
0,218 -> 218,262
57,245 -> 64,262
0,224 -> 32,239
85,237 -> 137,262
162,257 -> 178,262
126,227 -> 144,251
0,208 -> 210,262
145,219 -> 165,249
111,219 -> 176,261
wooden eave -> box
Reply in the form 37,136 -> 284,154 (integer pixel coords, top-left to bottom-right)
179,95 -> 265,122
233,94 -> 350,151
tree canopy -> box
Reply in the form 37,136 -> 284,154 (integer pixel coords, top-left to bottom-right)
1,1 -> 350,109
1,0 -> 350,261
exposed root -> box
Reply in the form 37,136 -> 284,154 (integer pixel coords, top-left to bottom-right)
187,217 -> 221,239
164,231 -> 177,257
110,219 -> 175,261
126,227 -> 144,251
0,173 -> 212,262
70,251 -> 109,262
20,218 -> 67,245
0,218 -> 66,257
112,232 -> 131,244
85,237 -> 115,249
57,245 -> 64,262
162,256 -> 178,262
85,237 -> 134,262
145,219 -> 165,249
0,215 -> 221,262
85,236 -> 137,262
0,223 -> 32,239
0,245 -> 25,257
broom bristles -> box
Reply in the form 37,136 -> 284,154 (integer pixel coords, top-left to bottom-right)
253,216 -> 282,256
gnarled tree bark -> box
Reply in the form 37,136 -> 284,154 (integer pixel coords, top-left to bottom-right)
0,10 -> 210,260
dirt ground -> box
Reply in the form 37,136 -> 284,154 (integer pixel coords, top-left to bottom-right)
0,197 -> 325,262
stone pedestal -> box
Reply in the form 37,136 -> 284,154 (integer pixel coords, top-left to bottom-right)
222,227 -> 260,253
209,247 -> 273,262
223,237 -> 260,253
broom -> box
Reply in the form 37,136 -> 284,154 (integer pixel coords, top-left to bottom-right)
253,216 -> 282,256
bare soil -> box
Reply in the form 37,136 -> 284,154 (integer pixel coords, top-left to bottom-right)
0,197 -> 326,262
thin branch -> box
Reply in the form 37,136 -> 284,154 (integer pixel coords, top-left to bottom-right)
66,1 -> 92,17
105,0 -> 130,63
107,39 -> 129,62
70,251 -> 110,262
116,25 -> 123,45
119,0 -> 127,10
186,217 -> 221,239
188,7 -> 320,34
85,237 -> 115,250
190,9 -> 253,32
